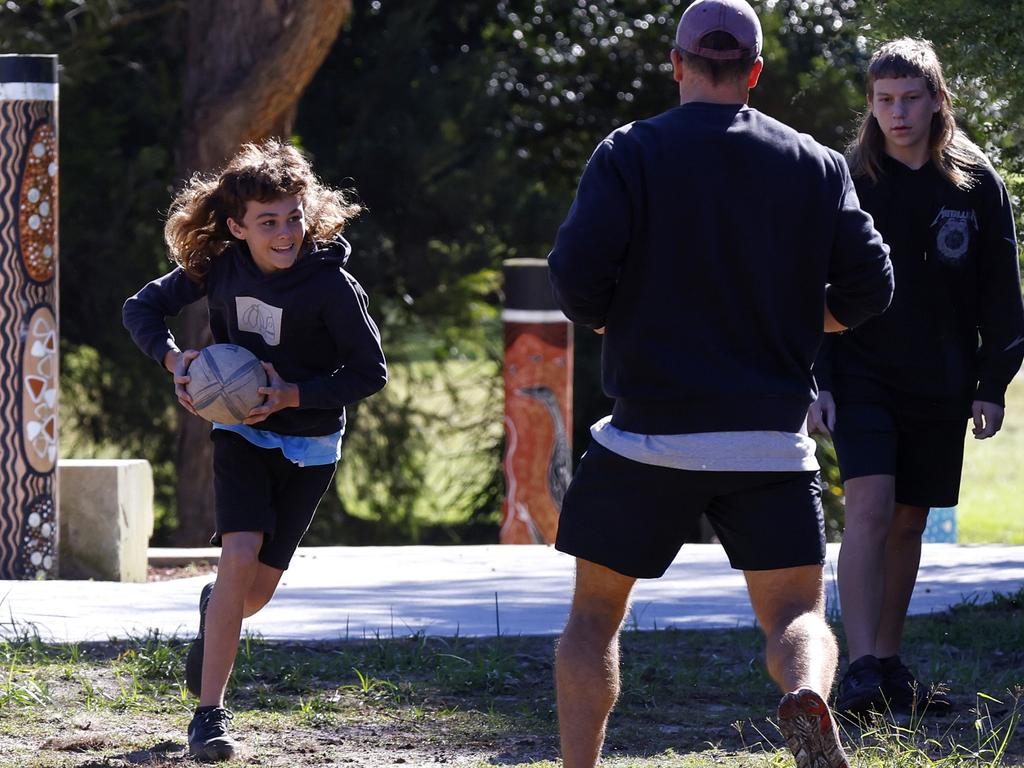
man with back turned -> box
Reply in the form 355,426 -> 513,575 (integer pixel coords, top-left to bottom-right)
547,1 -> 894,766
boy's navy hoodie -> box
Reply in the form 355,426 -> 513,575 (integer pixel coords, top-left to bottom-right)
816,155 -> 1024,412
123,237 -> 387,437
548,102 -> 894,435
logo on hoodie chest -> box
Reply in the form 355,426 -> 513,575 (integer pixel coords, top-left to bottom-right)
235,297 -> 282,346
931,207 -> 977,263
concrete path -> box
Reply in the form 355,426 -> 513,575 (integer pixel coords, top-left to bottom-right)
1,543 -> 1022,643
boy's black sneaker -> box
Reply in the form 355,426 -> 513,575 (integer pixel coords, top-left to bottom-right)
835,654 -> 885,716
188,706 -> 235,762
185,582 -> 214,698
880,655 -> 953,715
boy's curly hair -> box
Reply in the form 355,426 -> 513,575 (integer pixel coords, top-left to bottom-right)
164,139 -> 362,280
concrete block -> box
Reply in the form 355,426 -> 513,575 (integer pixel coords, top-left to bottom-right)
58,459 -> 154,582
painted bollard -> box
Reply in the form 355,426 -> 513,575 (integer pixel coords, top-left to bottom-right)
501,258 -> 573,544
0,55 -> 59,579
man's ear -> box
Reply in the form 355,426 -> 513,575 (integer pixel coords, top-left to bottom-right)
670,47 -> 684,83
226,217 -> 245,240
747,57 -> 764,89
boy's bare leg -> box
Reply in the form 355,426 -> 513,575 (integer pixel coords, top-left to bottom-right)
744,564 -> 838,695
199,531 -> 264,708
556,559 -> 636,768
244,564 -> 284,618
836,474 -> 896,661
874,504 -> 928,657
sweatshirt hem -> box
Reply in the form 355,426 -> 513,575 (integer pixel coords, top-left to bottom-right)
611,397 -> 811,435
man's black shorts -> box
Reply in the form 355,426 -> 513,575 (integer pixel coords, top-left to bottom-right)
831,378 -> 968,508
554,440 -> 826,579
211,429 -> 337,570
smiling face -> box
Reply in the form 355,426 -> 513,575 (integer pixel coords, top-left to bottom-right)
226,195 -> 307,274
870,76 -> 941,165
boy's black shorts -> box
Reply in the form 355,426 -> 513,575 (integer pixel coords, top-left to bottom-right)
831,378 -> 968,508
555,440 -> 826,579
211,430 -> 337,570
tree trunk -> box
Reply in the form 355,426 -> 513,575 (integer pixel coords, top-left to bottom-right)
171,0 -> 350,545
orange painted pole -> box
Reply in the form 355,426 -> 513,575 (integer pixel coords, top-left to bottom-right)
0,55 -> 59,578
501,258 -> 573,544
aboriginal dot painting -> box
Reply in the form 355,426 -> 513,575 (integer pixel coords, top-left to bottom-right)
0,55 -> 59,579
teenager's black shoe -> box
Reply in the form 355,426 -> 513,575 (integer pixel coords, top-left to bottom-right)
188,706 -> 236,762
880,655 -> 953,715
835,654 -> 885,716
185,582 -> 214,698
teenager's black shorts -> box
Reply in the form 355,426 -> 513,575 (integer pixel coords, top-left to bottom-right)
831,379 -> 968,508
554,440 -> 826,579
211,430 -> 337,570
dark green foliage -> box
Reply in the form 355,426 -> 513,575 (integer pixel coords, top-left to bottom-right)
2,1 -> 186,534
7,0 -> 1021,543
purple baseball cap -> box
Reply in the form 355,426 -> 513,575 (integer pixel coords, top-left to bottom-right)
675,0 -> 762,61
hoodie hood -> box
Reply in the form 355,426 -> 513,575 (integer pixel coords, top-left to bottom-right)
307,234 -> 352,267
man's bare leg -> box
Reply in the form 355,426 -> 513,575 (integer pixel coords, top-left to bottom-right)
746,564 -> 848,768
745,564 -> 837,695
556,558 -> 636,768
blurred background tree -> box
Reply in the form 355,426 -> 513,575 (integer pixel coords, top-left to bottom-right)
2,0 -> 1018,545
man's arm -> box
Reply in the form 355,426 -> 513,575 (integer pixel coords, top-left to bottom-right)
548,136 -> 632,330
825,155 -> 894,330
824,301 -> 846,333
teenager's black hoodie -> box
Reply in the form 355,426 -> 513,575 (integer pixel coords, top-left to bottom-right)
816,155 -> 1024,412
123,237 -> 387,437
548,103 -> 894,435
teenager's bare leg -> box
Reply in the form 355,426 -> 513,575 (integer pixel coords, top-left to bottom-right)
745,565 -> 838,695
556,559 -> 635,768
199,532 -> 264,708
875,504 -> 928,657
837,475 -> 895,660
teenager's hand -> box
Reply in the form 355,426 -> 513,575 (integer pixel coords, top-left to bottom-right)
971,400 -> 1004,439
807,390 -> 836,435
244,362 -> 300,425
164,348 -> 200,416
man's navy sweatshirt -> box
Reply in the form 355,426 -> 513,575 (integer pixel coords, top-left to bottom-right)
548,102 -> 894,435
123,237 -> 387,437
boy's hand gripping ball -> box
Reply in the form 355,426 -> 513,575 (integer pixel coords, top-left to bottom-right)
185,344 -> 268,424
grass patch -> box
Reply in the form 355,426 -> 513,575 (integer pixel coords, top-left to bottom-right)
959,376 -> 1024,543
0,590 -> 1021,766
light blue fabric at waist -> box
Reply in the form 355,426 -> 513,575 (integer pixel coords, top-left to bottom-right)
213,423 -> 343,467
